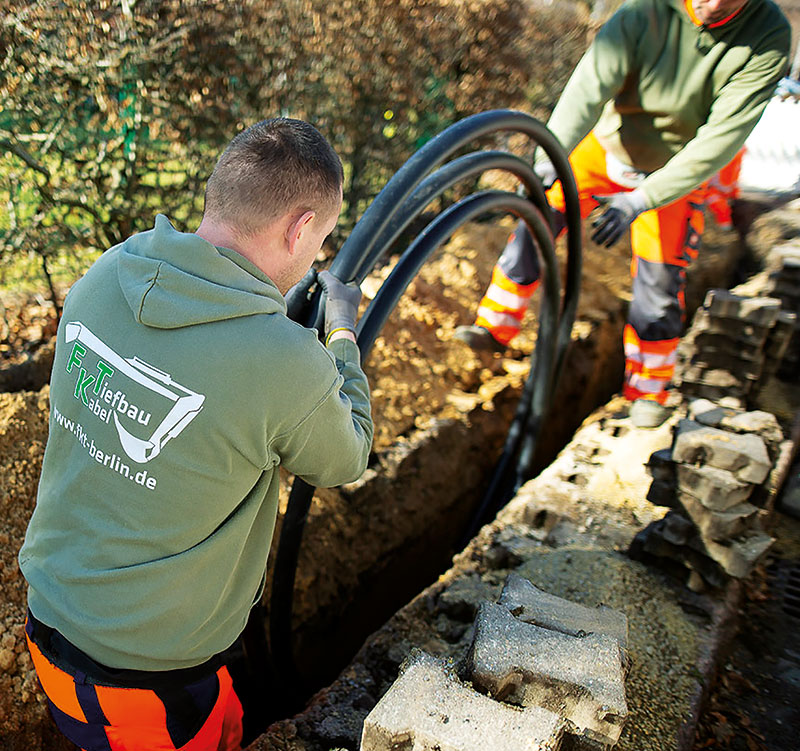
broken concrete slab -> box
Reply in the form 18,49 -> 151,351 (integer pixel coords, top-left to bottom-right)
465,602 -> 628,746
672,420 -> 771,484
360,650 -> 564,751
659,511 -> 697,546
675,464 -> 754,511
719,411 -> 784,450
435,574 -> 499,624
765,312 -> 798,359
499,573 -> 629,656
678,491 -> 758,541
687,399 -> 740,428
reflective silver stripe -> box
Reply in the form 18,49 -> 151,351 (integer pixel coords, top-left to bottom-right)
624,345 -> 677,370
486,283 -> 532,311
627,372 -> 669,394
476,306 -> 522,330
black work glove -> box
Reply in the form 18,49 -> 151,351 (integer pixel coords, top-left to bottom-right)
590,190 -> 649,248
317,270 -> 362,345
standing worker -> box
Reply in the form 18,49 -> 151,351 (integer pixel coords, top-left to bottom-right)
19,118 -> 373,750
456,0 -> 791,427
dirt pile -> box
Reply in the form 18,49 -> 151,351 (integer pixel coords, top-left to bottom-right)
0,389 -> 70,751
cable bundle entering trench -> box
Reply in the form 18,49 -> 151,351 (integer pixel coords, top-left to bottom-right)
244,109 -> 583,714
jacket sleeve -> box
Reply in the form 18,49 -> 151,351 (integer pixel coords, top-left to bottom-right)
639,26 -> 790,209
539,3 -> 645,161
270,337 -> 373,488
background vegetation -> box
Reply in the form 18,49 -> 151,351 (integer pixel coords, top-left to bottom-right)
1,0 -> 589,309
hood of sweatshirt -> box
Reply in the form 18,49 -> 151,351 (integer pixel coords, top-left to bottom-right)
117,214 -> 286,329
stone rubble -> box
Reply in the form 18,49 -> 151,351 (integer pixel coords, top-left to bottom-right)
632,242 -> 800,590
360,575 -> 630,750
633,409 -> 785,587
758,243 -> 800,379
672,282 -> 797,406
728,241 -> 800,382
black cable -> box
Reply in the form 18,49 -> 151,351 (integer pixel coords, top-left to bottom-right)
265,109 -> 582,704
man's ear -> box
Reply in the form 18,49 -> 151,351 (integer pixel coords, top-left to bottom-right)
285,211 -> 315,255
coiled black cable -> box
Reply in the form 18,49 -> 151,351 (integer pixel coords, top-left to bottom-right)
258,110 -> 582,708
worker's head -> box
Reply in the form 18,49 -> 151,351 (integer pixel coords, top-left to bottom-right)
690,0 -> 748,26
200,118 -> 343,292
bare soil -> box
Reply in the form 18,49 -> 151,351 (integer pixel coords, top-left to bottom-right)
0,217 -> 636,748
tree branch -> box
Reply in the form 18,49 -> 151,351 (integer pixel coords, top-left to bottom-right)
0,139 -> 50,178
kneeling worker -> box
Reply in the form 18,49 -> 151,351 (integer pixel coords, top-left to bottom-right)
19,118 -> 373,750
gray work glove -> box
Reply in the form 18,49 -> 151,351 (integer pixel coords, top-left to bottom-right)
317,270 -> 361,345
534,159 -> 558,190
590,190 -> 649,247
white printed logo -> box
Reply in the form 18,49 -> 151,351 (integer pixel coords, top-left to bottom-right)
64,322 -> 205,464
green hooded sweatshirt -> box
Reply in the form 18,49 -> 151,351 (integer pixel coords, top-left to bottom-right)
19,215 -> 373,671
544,0 -> 790,208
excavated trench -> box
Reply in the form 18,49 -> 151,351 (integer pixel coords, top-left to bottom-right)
0,207 -> 756,749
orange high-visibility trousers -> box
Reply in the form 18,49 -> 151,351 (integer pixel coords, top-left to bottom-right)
475,223 -> 541,345
475,131 -> 706,404
702,148 -> 744,228
25,615 -> 244,751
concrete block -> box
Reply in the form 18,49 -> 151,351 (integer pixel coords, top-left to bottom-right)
679,350 -> 763,380
701,289 -> 782,327
697,531 -> 775,578
687,404 -> 783,460
436,574 -> 498,623
672,420 -> 771,484
675,463 -> 753,510
720,411 -> 784,456
360,650 -> 564,751
680,330 -> 764,361
691,308 -> 770,346
499,573 -> 629,655
764,312 -> 796,368
678,491 -> 758,541
465,603 -> 628,746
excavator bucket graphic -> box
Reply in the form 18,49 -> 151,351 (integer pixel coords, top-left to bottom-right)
65,322 -> 205,464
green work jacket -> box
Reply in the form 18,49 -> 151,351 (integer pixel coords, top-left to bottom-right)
20,215 -> 373,671
544,0 -> 790,208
